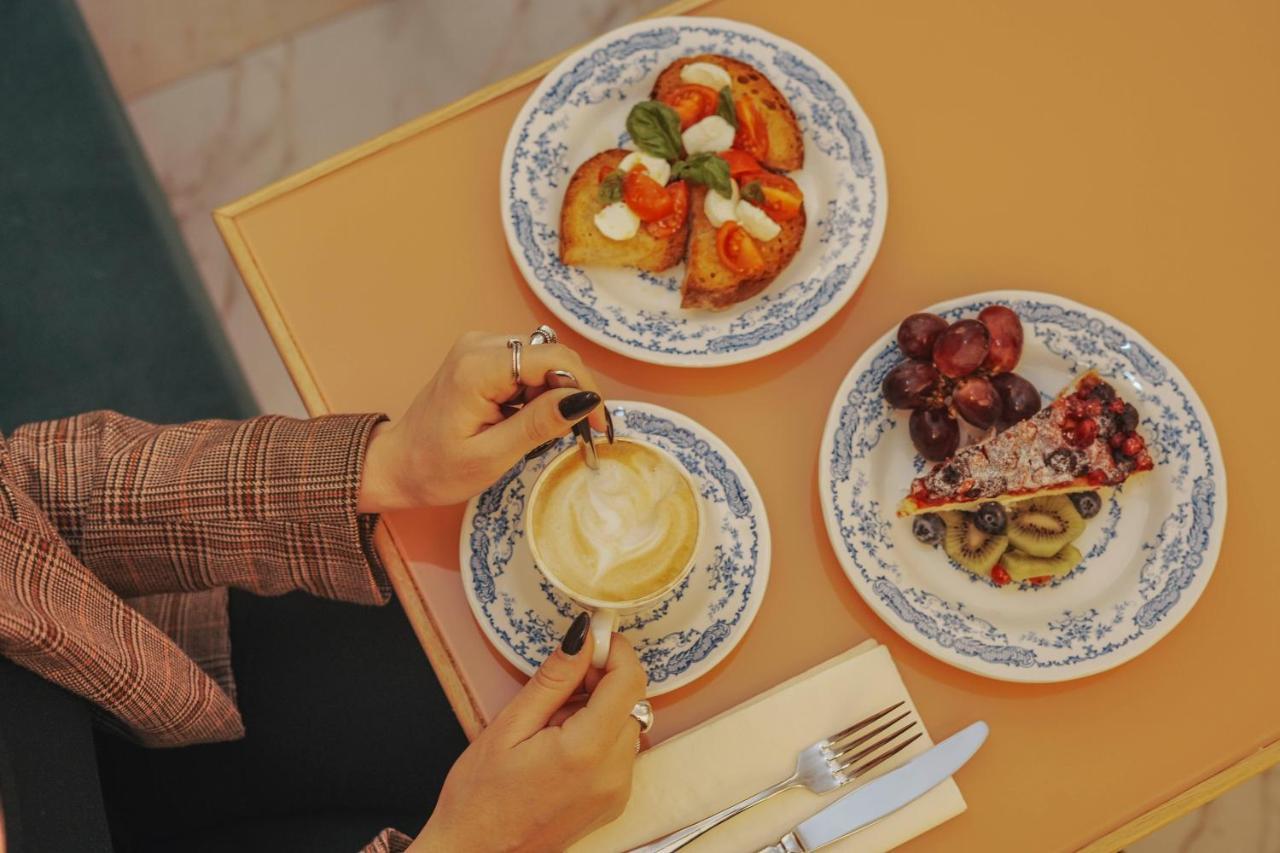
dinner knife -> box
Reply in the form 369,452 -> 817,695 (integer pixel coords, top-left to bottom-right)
756,721 -> 988,852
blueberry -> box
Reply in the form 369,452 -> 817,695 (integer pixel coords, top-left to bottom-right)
1045,448 -> 1075,473
1089,382 -> 1117,404
974,502 -> 1008,535
1118,403 -> 1139,433
912,514 -> 946,546
1069,491 -> 1102,519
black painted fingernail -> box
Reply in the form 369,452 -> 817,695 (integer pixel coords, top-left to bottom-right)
525,438 -> 558,461
561,612 -> 590,655
604,407 -> 616,444
558,391 -> 601,422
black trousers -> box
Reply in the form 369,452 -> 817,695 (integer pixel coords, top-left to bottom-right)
96,589 -> 468,853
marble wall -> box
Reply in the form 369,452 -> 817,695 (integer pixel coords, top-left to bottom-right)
83,1 -> 1277,849
114,0 -> 668,416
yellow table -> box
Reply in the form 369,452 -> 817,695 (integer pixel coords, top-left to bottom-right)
217,1 -> 1280,849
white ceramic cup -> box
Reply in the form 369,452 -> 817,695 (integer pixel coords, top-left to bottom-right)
525,437 -> 703,668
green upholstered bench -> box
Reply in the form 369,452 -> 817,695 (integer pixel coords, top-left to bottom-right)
0,5 -> 466,852
1,1 -> 252,850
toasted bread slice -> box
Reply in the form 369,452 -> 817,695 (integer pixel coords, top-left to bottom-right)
681,183 -> 805,311
559,149 -> 687,272
651,54 -> 803,172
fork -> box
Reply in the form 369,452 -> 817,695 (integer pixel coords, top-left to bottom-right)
626,702 -> 922,853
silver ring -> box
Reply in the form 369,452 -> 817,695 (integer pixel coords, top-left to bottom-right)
629,700 -> 654,734
506,338 -> 523,385
530,324 -> 558,346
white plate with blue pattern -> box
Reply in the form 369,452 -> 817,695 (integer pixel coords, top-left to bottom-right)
499,17 -> 886,367
459,401 -> 770,694
819,291 -> 1226,682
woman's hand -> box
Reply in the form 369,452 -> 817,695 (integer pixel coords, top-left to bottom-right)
410,616 -> 648,852
357,332 -> 609,510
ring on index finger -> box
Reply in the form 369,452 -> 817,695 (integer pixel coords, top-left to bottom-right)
529,324 -> 558,346
506,337 -> 523,386
629,700 -> 654,734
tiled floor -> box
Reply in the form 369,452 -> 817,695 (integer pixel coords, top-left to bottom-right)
83,1 -> 1277,849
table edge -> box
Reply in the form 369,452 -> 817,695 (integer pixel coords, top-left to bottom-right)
212,0 -> 712,743
1079,738 -> 1280,852
210,0 -> 1275,843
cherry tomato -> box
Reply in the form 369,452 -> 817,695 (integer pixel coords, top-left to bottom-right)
715,222 -> 765,275
733,95 -> 769,160
739,171 -> 803,222
717,149 -> 761,178
645,180 -> 688,239
622,168 -> 674,222
660,84 -> 719,130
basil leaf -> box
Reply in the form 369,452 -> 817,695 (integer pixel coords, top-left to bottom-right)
672,152 -> 733,199
716,86 -> 737,128
626,101 -> 684,161
598,170 -> 624,204
741,180 -> 765,205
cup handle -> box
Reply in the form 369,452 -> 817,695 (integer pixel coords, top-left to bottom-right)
589,609 -> 618,669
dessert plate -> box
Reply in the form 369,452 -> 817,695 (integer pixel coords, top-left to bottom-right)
460,401 -> 771,695
499,17 -> 886,367
819,291 -> 1226,682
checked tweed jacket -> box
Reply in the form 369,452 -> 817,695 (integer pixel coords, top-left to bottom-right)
0,410 -> 415,852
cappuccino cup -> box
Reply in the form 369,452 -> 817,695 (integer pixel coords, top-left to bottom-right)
526,437 -> 702,668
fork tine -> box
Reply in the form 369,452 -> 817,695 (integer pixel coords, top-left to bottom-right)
822,701 -> 906,746
827,710 -> 912,755
831,719 -> 919,768
840,731 -> 924,780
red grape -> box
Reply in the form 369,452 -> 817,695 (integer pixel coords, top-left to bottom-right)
882,361 -> 940,409
978,305 -> 1024,374
953,376 -> 1003,429
896,313 -> 948,361
990,373 -> 1041,427
932,320 -> 990,378
909,408 -> 960,461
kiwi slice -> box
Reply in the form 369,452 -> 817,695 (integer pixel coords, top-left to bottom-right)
941,512 -> 1009,577
1006,496 -> 1085,558
1003,544 -> 1083,582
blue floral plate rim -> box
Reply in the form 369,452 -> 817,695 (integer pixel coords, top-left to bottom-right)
499,16 -> 888,367
818,289 -> 1227,683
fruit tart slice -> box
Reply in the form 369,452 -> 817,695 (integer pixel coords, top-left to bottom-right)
898,371 -> 1154,516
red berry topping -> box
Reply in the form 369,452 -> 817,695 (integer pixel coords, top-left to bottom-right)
1087,469 -> 1109,486
1135,451 -> 1154,470
1062,416 -> 1079,433
991,565 -> 1011,586
1122,436 -> 1143,457
1078,374 -> 1101,392
1084,399 -> 1103,417
1110,433 -> 1126,449
1074,419 -> 1099,446
1109,399 -> 1127,414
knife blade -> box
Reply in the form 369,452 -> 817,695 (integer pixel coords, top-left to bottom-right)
763,721 -> 988,852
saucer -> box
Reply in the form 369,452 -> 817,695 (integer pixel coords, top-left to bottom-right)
459,400 -> 771,695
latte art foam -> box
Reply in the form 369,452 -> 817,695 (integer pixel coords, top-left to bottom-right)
530,441 -> 699,603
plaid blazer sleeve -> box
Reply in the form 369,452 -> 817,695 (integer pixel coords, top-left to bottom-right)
5,410 -> 391,603
361,829 -> 413,852
0,410 -> 394,748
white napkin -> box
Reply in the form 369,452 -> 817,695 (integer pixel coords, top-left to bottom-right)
571,641 -> 967,852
